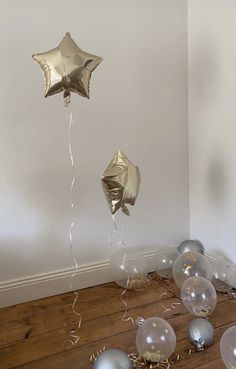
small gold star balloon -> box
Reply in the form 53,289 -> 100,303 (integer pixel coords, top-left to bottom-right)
101,151 -> 141,216
32,32 -> 103,104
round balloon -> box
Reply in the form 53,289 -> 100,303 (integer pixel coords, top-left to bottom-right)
110,248 -> 149,290
181,276 -> 217,317
188,318 -> 214,350
177,240 -> 204,255
156,249 -> 178,279
208,256 -> 233,293
93,349 -> 132,369
220,326 -> 236,369
173,251 -> 213,287
136,317 -> 176,362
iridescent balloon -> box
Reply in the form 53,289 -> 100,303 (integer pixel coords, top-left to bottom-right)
188,318 -> 215,351
156,249 -> 178,279
220,326 -> 236,369
173,251 -> 213,288
181,276 -> 217,317
93,349 -> 132,369
136,317 -> 176,363
177,240 -> 204,255
110,248 -> 149,290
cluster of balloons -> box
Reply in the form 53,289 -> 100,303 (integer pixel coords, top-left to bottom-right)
93,238 -> 236,368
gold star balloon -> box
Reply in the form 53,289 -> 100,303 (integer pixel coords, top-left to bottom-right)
101,151 -> 141,216
32,32 -> 103,103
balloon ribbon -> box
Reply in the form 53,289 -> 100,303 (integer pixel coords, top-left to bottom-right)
64,109 -> 82,348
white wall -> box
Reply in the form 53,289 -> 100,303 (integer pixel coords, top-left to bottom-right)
0,0 -> 189,305
189,0 -> 236,263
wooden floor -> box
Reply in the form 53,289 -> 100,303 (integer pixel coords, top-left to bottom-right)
0,275 -> 235,369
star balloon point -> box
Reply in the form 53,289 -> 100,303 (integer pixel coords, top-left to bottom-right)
32,32 -> 103,102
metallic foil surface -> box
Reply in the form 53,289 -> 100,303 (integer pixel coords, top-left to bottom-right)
188,318 -> 215,351
32,32 -> 103,99
101,150 -> 140,216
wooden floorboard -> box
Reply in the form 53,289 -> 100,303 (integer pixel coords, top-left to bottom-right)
0,275 -> 235,369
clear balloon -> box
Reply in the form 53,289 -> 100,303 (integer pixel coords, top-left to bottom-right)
207,255 -> 233,293
101,151 -> 140,216
181,276 -> 217,317
136,317 -> 176,362
110,248 -> 149,290
173,251 -> 213,288
93,349 -> 132,369
177,240 -> 204,255
156,249 -> 178,279
220,326 -> 236,369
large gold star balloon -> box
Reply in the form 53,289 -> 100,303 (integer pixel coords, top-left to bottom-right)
101,151 -> 141,216
32,32 -> 103,102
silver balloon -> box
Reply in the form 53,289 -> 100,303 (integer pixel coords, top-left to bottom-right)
177,240 -> 204,255
188,318 -> 214,351
93,349 -> 132,369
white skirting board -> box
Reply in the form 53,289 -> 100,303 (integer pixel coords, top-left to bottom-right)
0,251 -> 159,308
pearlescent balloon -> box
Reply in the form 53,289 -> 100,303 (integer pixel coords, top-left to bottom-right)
173,251 -> 213,287
156,249 -> 178,279
110,248 -> 149,290
136,317 -> 176,363
181,276 -> 217,317
93,349 -> 132,369
220,326 -> 236,369
177,240 -> 204,255
188,318 -> 214,350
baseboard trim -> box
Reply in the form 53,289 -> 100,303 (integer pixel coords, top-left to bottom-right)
0,250 -> 162,308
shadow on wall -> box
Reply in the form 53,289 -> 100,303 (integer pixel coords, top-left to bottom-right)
206,156 -> 228,208
190,42 -> 221,105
